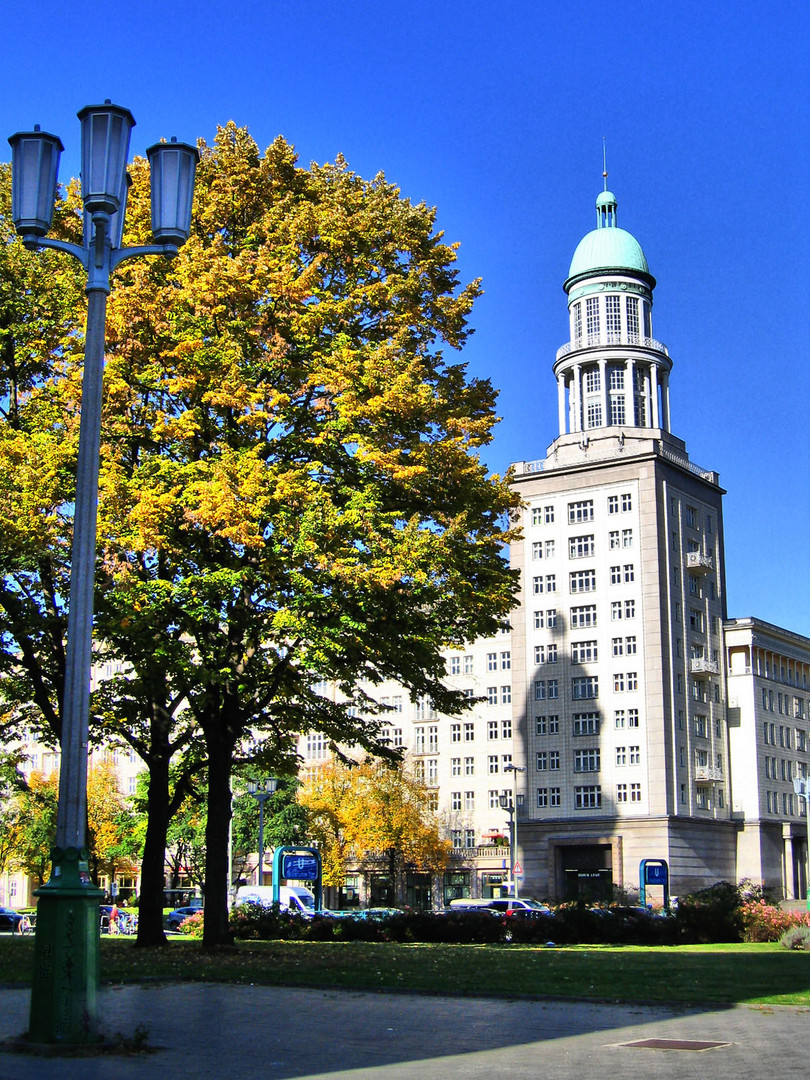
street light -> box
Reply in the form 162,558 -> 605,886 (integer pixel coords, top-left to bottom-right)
248,778 -> 279,886
500,764 -> 526,900
8,102 -> 197,1045
793,775 -> 810,911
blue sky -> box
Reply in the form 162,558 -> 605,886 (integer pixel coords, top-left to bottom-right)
3,1 -> 809,633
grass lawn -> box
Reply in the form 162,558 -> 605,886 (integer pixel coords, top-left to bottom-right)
1,937 -> 808,1007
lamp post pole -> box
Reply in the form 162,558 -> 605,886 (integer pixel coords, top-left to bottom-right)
8,103 -> 197,1045
501,764 -> 526,900
793,775 -> 810,911
248,778 -> 278,886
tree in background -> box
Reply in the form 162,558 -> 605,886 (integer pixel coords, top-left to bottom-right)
6,771 -> 59,887
299,758 -> 450,902
85,761 -> 140,888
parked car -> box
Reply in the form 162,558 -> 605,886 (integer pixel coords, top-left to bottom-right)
0,906 -> 32,934
166,905 -> 203,931
484,898 -> 554,918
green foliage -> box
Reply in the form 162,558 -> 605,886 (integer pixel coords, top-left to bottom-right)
780,925 -> 810,951
229,902 -> 306,941
675,881 -> 745,943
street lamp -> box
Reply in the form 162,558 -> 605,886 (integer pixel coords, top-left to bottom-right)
793,775 -> 810,911
500,764 -> 526,900
248,778 -> 279,886
8,102 -> 197,1045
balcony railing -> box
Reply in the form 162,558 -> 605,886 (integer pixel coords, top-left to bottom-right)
556,333 -> 669,361
690,657 -> 720,677
686,551 -> 714,573
695,766 -> 724,783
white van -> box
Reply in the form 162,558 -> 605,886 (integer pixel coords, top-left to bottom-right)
235,884 -> 316,916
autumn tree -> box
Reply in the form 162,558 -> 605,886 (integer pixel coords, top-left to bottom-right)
299,758 -> 451,900
85,762 -> 140,886
6,770 -> 59,887
2,126 -> 519,948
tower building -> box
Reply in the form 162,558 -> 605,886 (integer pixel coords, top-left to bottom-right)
509,183 -> 736,900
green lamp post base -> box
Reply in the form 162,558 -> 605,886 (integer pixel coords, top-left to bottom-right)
28,847 -> 104,1045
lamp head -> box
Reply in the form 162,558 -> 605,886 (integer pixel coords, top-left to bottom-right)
146,137 -> 199,246
7,126 -> 64,237
77,102 -> 135,216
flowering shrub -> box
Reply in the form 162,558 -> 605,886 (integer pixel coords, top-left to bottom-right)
177,911 -> 204,939
742,900 -> 810,943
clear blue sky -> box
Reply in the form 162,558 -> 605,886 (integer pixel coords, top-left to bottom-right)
3,1 -> 809,633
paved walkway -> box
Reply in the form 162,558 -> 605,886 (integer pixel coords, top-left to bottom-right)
0,984 -> 808,1080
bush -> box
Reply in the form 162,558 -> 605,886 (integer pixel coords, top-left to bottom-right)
780,924 -> 810,951
742,901 -> 810,942
393,909 -> 506,944
229,902 -> 305,941
177,910 -> 204,939
674,881 -> 744,943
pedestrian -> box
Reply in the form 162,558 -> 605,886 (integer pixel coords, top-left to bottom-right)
109,901 -> 119,934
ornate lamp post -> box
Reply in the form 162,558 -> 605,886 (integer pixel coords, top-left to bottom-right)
500,764 -> 526,900
8,102 -> 197,1045
248,778 -> 279,886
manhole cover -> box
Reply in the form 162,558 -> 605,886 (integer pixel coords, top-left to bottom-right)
621,1038 -> 729,1052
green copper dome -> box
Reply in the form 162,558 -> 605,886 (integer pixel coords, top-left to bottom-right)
565,189 -> 652,285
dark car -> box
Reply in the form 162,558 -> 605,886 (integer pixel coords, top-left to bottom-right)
166,905 -> 203,931
0,906 -> 33,934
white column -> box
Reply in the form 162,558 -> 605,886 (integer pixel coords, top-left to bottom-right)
599,358 -> 608,427
662,371 -> 671,432
651,365 -> 660,428
557,374 -> 567,435
572,364 -> 582,432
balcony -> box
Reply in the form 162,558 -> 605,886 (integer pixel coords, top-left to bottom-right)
695,766 -> 724,783
556,332 -> 669,362
690,657 -> 720,677
686,551 -> 714,574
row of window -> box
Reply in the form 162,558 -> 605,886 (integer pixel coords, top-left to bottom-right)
530,493 -> 633,528
765,790 -> 802,816
450,755 -> 513,776
761,691 -> 808,719
536,746 -> 641,771
763,722 -> 809,751
763,756 -> 806,782
450,790 -> 515,811
572,295 -> 649,345
536,710 -> 639,734
533,532 -> 634,562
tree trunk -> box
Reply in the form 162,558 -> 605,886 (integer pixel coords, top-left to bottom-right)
135,746 -> 171,947
202,719 -> 236,948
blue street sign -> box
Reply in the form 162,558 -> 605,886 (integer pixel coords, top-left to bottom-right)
282,853 -> 319,881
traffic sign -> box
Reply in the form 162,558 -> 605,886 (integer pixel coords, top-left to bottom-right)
512,861 -> 523,875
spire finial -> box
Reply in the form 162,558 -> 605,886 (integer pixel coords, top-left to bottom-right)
602,137 -> 608,191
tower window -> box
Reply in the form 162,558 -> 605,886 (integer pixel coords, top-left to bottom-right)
608,366 -> 624,390
626,296 -> 639,339
584,368 -> 601,393
573,302 -> 582,343
586,402 -> 602,428
586,297 -> 600,340
605,295 -> 621,340
609,397 -> 625,425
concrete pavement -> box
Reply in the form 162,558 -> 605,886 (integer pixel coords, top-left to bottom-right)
0,983 -> 807,1080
